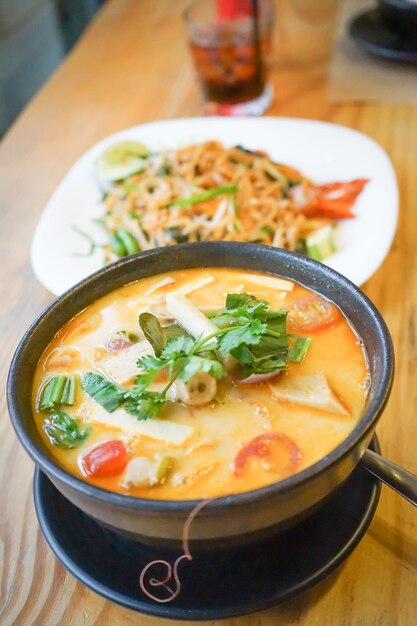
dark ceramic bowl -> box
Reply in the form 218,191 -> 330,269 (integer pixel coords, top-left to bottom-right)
378,0 -> 417,35
7,243 -> 394,548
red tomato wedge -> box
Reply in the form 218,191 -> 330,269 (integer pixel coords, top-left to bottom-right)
234,433 -> 301,478
288,294 -> 341,333
83,440 -> 129,478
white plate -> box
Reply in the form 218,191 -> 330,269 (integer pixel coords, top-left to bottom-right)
31,117 -> 398,295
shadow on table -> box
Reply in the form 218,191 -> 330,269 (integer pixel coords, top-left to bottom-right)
368,515 -> 417,569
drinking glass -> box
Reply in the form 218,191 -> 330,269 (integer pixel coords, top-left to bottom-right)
183,0 -> 274,115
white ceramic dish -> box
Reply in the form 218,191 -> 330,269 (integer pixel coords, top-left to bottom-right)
31,117 -> 398,295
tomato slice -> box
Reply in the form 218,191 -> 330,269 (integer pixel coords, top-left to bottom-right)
287,294 -> 341,333
234,433 -> 301,478
83,440 -> 129,477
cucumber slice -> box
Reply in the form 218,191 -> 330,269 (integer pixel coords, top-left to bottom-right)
306,225 -> 336,261
95,141 -> 149,182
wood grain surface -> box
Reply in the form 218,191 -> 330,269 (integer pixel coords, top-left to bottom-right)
1,1 -> 416,624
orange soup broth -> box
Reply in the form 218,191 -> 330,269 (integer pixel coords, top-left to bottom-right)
32,268 -> 369,500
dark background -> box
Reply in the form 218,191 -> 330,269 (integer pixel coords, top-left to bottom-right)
0,0 -> 105,136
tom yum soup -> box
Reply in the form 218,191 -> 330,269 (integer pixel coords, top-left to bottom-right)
33,269 -> 369,500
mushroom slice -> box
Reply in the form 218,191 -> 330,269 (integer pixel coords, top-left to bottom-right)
173,372 -> 217,406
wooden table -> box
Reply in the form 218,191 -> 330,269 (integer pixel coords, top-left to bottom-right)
1,1 -> 416,624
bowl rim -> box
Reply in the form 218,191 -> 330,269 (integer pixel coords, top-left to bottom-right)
7,242 -> 394,513
379,0 -> 417,13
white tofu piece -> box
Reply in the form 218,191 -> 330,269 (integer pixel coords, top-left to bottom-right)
238,273 -> 294,291
95,340 -> 153,385
89,405 -> 193,444
269,372 -> 349,416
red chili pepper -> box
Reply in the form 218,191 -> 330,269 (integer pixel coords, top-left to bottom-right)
300,178 -> 369,219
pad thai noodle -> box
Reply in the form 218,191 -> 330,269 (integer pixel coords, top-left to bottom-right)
86,140 -> 368,264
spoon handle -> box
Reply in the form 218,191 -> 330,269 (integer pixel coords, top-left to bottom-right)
361,449 -> 417,507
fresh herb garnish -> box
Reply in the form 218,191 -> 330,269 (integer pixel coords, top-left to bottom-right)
138,314 -> 189,357
124,332 -> 227,420
209,293 -> 290,376
139,313 -> 167,357
82,372 -> 125,413
134,354 -> 168,390
43,411 -> 89,449
39,375 -> 76,411
123,390 -> 168,421
179,354 -> 226,383
82,292 -> 310,421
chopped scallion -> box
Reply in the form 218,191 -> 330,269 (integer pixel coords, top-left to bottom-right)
289,337 -> 312,362
60,376 -> 76,405
176,185 -> 238,208
40,376 -> 65,410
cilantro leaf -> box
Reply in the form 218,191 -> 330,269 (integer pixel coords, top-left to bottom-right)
179,355 -> 227,383
209,293 -> 267,326
217,320 -> 265,356
209,292 -> 286,327
225,293 -> 261,310
161,336 -> 194,360
134,354 -> 167,389
124,390 -> 167,420
43,411 -> 90,449
208,296 -> 291,375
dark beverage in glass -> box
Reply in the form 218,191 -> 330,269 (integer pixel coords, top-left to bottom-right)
183,0 -> 274,115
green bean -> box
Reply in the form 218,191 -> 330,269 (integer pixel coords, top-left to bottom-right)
116,230 -> 139,255
109,233 -> 127,257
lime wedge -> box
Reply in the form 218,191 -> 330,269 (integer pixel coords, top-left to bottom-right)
95,141 -> 149,181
